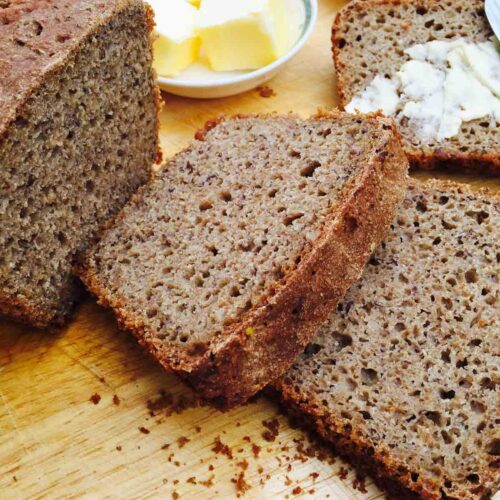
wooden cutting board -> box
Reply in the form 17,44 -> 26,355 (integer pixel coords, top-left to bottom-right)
1,1 -> 498,498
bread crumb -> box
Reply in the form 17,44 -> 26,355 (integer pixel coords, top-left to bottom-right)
89,393 -> 101,405
138,426 -> 150,434
209,464 -> 214,471
338,467 -> 348,480
116,445 -> 122,451
232,471 -> 251,496
353,475 -> 367,493
199,475 -> 215,488
212,436 -> 233,459
262,418 -> 280,442
292,486 -> 302,495
195,425 -> 202,433
237,459 -> 249,471
257,86 -> 276,98
172,492 -> 179,500
112,394 -> 120,406
177,436 -> 190,448
162,443 -> 171,450
186,477 -> 197,485
252,443 -> 261,458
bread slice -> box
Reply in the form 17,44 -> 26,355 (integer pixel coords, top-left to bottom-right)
277,180 -> 499,499
75,112 -> 409,408
0,0 -> 161,327
332,0 -> 500,173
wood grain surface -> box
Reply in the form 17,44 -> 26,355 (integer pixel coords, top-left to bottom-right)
1,1 -> 498,498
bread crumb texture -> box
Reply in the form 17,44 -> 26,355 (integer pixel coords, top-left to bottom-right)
0,0 -> 160,327
280,181 -> 500,499
77,112 -> 408,406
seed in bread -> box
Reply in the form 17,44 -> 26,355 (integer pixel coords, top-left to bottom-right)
76,112 -> 409,408
278,180 -> 500,499
0,0 -> 161,327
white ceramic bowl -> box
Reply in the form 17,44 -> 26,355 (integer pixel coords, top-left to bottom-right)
157,0 -> 318,99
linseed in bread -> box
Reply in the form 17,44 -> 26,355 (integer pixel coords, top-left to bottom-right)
76,112 -> 409,408
0,0 -> 161,327
278,181 -> 499,499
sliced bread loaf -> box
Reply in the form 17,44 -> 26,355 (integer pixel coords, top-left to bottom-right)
332,0 -> 500,173
75,112 -> 409,408
0,0 -> 161,327
277,181 -> 499,499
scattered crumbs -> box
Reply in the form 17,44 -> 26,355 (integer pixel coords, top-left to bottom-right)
286,464 -> 292,472
195,425 -> 202,433
236,421 -> 241,427
292,486 -> 302,495
338,467 -> 349,480
163,478 -> 168,484
308,489 -> 315,495
116,445 -> 122,452
12,476 -> 17,482
167,452 -> 175,463
173,479 -> 179,485
242,436 -> 251,443
237,448 -> 244,453
353,474 -> 368,493
208,464 -> 214,471
257,85 -> 276,98
177,436 -> 190,448
212,436 -> 233,459
257,466 -> 264,474
172,492 -> 179,500
252,443 -> 261,458
147,389 -> 201,417
161,443 -> 171,450
138,426 -> 150,435
232,471 -> 251,497
186,477 -> 197,485
199,475 -> 215,488
89,393 -> 101,405
99,376 -> 106,383
284,475 -> 293,486
112,394 -> 120,406
262,418 -> 280,442
237,459 -> 249,471
174,460 -> 181,467
309,472 -> 319,481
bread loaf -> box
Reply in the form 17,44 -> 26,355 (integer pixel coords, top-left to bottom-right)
332,0 -> 500,173
0,0 -> 161,327
278,180 -> 499,499
76,112 -> 408,408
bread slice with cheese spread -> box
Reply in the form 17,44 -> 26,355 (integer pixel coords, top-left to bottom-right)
75,112 -> 408,408
277,180 -> 500,499
332,0 -> 500,173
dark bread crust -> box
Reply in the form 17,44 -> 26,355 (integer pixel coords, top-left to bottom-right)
331,0 -> 500,174
76,111 -> 409,408
0,0 -> 161,328
276,179 -> 500,500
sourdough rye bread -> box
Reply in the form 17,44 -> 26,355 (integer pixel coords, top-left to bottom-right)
277,181 -> 499,499
76,112 -> 409,408
332,0 -> 500,173
0,0 -> 161,327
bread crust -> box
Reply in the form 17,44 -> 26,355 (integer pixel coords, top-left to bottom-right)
76,111 -> 409,408
275,179 -> 500,499
331,0 -> 500,174
0,0 -> 161,328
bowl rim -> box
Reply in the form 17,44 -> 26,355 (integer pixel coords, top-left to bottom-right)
157,0 -> 319,90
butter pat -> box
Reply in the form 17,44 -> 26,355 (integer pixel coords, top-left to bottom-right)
148,0 -> 200,77
198,0 -> 289,71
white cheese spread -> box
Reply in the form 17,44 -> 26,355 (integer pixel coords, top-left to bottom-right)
345,39 -> 500,142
